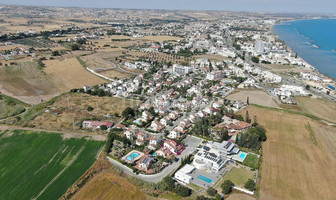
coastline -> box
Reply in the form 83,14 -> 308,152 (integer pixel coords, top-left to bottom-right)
272,19 -> 336,81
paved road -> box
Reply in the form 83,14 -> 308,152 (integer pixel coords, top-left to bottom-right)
107,135 -> 202,183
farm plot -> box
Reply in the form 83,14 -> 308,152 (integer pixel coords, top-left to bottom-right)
0,61 -> 60,104
240,106 -> 336,200
72,172 -> 146,200
0,130 -> 104,200
43,58 -> 107,92
296,96 -> 336,123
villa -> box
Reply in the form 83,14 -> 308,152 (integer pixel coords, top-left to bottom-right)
193,151 -> 227,173
163,139 -> 183,155
174,164 -> 195,184
82,120 -> 114,130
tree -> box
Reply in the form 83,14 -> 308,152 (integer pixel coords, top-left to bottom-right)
175,185 -> 192,197
51,50 -> 60,56
244,179 -> 256,191
252,115 -> 258,127
246,96 -> 250,105
305,85 -> 310,90
122,107 -> 135,119
162,176 -> 174,191
252,56 -> 259,63
214,194 -> 222,200
71,43 -> 80,51
221,180 -> 234,194
87,106 -> 94,111
245,110 -> 251,123
100,125 -> 108,131
207,187 -> 217,196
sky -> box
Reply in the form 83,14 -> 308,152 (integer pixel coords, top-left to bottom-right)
1,0 -> 336,14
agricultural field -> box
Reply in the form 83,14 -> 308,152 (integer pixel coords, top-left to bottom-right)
296,96 -> 336,123
226,89 -> 280,108
241,105 -> 336,200
0,61 -> 60,104
226,193 -> 256,200
29,93 -> 139,132
72,172 -> 146,200
0,129 -> 104,200
43,57 -> 107,92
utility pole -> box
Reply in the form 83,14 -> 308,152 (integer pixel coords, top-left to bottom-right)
67,95 -> 70,110
72,117 -> 75,131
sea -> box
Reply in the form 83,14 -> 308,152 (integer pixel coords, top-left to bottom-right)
273,19 -> 336,79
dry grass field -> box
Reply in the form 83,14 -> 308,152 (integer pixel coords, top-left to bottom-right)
296,96 -> 336,123
141,35 -> 182,42
29,93 -> 139,132
240,106 -> 336,200
43,58 -> 107,92
0,62 -> 59,104
194,54 -> 232,62
226,89 -> 280,108
72,172 -> 146,200
226,193 -> 256,200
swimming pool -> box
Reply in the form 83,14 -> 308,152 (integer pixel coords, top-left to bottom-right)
239,152 -> 247,159
197,175 -> 213,183
134,120 -> 141,125
126,152 -> 139,161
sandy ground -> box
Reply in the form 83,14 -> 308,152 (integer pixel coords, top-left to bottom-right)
241,106 -> 336,200
43,58 -> 107,92
227,89 -> 280,108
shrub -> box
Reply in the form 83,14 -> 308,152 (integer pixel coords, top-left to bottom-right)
221,180 -> 234,194
244,179 -> 256,191
100,125 -> 108,131
207,187 -> 217,196
87,106 -> 94,111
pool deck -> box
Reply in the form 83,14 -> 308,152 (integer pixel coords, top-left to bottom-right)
189,168 -> 223,188
232,151 -> 248,162
122,150 -> 144,164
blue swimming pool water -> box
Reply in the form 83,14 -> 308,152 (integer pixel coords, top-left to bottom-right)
198,175 -> 213,183
152,152 -> 156,157
134,120 -> 141,125
126,152 -> 139,161
239,152 -> 247,159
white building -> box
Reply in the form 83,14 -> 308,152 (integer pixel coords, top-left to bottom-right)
254,40 -> 265,54
174,164 -> 195,184
173,64 -> 193,74
193,151 -> 227,173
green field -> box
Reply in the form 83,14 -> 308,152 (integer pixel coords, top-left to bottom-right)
0,130 -> 104,200
0,95 -> 26,119
243,154 -> 259,170
220,167 -> 254,187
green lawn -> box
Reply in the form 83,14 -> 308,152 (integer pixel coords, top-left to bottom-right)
243,154 -> 259,170
0,130 -> 104,200
220,167 -> 254,187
